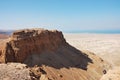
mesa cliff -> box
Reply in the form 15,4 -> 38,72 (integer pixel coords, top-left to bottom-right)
0,29 -> 66,63
0,28 -> 111,80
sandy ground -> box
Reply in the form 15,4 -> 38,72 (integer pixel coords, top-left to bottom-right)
64,33 -> 120,67
100,67 -> 120,80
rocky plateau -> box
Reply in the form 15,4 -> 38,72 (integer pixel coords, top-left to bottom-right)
0,28 -> 111,80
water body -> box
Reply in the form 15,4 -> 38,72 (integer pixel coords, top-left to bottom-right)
63,30 -> 120,34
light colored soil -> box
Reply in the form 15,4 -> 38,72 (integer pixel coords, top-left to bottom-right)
64,33 -> 120,67
100,67 -> 120,80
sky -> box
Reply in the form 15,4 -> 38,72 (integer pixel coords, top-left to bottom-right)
0,0 -> 120,32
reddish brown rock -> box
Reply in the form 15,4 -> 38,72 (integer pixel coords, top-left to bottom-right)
0,28 -> 111,80
0,29 -> 66,63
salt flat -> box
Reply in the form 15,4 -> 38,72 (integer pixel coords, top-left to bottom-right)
64,33 -> 120,67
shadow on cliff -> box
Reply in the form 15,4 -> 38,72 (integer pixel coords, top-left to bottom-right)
24,43 -> 93,70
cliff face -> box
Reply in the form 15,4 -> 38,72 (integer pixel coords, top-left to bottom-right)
0,28 -> 110,80
0,29 -> 65,63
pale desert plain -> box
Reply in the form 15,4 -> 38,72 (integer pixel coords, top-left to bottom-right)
64,33 -> 120,67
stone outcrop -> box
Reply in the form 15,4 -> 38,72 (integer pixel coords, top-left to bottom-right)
0,63 -> 30,80
0,28 -> 65,63
0,28 -> 111,80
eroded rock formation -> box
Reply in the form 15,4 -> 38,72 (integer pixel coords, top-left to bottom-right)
0,29 -> 65,63
0,28 -> 111,80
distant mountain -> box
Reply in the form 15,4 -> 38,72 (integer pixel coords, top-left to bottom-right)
0,30 -> 13,39
0,30 -> 13,35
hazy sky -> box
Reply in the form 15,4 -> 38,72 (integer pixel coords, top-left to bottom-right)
0,0 -> 120,32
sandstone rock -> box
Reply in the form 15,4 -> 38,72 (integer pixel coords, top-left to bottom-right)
0,63 -> 31,80
0,28 -> 111,80
40,74 -> 49,80
0,63 -> 49,80
0,28 -> 65,63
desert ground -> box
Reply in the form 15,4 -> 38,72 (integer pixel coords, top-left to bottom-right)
64,33 -> 120,67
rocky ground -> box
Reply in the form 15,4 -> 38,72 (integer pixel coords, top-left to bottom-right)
0,63 -> 30,80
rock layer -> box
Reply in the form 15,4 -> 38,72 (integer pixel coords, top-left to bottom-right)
0,29 -> 65,63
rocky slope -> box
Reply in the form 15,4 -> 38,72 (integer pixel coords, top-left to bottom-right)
0,28 -> 110,80
0,63 -> 31,80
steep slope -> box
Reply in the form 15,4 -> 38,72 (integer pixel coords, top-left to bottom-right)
0,28 -> 110,80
